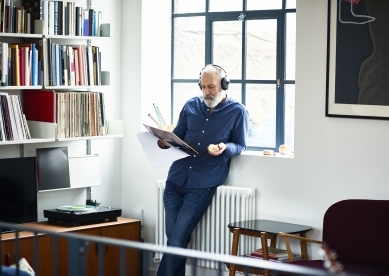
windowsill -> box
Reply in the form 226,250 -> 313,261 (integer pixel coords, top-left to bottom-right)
241,150 -> 294,159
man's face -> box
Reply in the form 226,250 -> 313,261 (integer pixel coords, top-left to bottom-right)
200,72 -> 223,108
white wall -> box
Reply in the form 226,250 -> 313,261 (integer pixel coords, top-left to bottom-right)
121,0 -> 389,274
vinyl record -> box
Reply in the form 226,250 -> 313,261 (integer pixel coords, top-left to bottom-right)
56,205 -> 96,212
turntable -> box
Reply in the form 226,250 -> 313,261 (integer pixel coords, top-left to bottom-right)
44,205 -> 122,226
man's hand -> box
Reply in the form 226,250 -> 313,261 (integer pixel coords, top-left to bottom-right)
207,143 -> 226,156
157,139 -> 171,149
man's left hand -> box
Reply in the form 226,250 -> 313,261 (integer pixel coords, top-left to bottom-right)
208,143 -> 226,156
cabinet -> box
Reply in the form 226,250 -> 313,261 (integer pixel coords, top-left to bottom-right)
0,0 -> 123,146
1,217 -> 141,276
1,234 -> 53,274
1,239 -> 13,266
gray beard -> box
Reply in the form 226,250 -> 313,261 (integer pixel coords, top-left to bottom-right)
203,91 -> 224,108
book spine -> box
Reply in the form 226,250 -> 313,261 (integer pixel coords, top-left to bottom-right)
31,43 -> 36,85
43,0 -> 48,35
88,9 -> 93,36
83,9 -> 88,36
64,5 -> 68,35
48,1 -> 54,35
75,6 -> 81,36
58,0 -> 63,35
1,42 -> 8,86
53,1 -> 58,35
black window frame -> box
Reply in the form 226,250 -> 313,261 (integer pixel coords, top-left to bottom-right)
171,0 -> 296,151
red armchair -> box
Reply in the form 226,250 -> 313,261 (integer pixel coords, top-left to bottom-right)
279,199 -> 389,275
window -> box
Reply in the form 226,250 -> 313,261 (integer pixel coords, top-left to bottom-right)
171,0 -> 296,151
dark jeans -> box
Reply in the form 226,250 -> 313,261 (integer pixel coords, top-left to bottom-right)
157,179 -> 217,276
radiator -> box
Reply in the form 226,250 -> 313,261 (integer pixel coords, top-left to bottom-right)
155,180 -> 256,269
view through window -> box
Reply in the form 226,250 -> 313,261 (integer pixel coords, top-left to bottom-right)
171,0 -> 296,151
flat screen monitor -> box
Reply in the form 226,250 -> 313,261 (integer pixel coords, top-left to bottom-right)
0,157 -> 37,233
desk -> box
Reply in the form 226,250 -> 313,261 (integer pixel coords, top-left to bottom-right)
227,219 -> 312,276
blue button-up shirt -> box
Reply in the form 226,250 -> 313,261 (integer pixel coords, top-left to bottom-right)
167,96 -> 249,188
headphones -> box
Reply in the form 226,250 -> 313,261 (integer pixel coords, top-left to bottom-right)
198,64 -> 230,91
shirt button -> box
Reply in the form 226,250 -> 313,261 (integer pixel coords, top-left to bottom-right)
193,155 -> 196,157
198,143 -> 200,145
189,167 -> 192,169
202,131 -> 204,133
207,109 -> 209,111
206,119 -> 208,121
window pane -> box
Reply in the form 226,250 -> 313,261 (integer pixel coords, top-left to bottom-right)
246,19 -> 277,80
246,84 -> 276,148
247,0 -> 282,10
212,21 -> 242,80
284,84 -> 295,151
209,0 -> 242,12
226,83 -> 242,103
286,0 -> 296,9
285,13 -> 296,80
173,17 -> 205,79
174,0 -> 205,13
172,83 -> 201,123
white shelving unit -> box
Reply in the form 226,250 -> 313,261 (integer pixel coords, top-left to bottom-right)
0,0 -> 119,147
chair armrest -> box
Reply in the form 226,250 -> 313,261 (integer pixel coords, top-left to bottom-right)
278,232 -> 322,262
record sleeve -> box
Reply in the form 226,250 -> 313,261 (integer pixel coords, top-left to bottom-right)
143,123 -> 198,155
36,147 -> 71,191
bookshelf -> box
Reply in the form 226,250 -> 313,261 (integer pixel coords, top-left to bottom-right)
0,0 -> 122,146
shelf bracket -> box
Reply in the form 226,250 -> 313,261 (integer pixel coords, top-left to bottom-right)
19,144 -> 24,157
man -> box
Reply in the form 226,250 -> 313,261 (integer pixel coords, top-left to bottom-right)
157,64 -> 249,276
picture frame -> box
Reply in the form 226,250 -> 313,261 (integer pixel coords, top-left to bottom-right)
326,0 -> 389,120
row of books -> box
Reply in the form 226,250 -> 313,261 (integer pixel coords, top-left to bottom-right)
0,92 -> 31,141
0,0 -> 103,36
45,40 -> 102,86
0,38 -> 103,87
1,0 -> 33,34
0,42 -> 41,86
44,1 -> 102,36
23,90 -> 107,138
1,0 -> 43,34
246,247 -> 302,263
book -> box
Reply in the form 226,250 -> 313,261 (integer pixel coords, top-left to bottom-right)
246,247 -> 302,263
23,89 -> 56,122
0,94 -> 13,140
0,95 -> 5,141
252,247 -> 289,258
1,42 -> 8,86
246,253 -> 302,263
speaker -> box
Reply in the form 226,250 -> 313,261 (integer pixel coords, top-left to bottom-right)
198,64 -> 230,91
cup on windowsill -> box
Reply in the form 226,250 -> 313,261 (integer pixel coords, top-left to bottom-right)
157,125 -> 175,132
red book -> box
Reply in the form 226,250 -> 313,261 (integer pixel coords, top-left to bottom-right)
23,90 -> 56,123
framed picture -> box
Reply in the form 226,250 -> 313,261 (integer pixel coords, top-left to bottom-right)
326,0 -> 389,119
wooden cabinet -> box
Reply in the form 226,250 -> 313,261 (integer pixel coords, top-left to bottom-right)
102,223 -> 141,276
1,235 -> 53,274
1,239 -> 12,266
1,218 -> 141,276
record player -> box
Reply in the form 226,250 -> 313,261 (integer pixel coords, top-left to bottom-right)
44,205 -> 122,226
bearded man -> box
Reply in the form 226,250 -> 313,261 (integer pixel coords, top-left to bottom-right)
157,64 -> 249,276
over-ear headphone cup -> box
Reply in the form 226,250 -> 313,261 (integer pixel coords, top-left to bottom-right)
221,77 -> 230,91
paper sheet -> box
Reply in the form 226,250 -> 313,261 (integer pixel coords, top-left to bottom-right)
137,131 -> 190,168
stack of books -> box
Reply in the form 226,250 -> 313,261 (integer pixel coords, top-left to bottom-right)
246,247 -> 302,263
